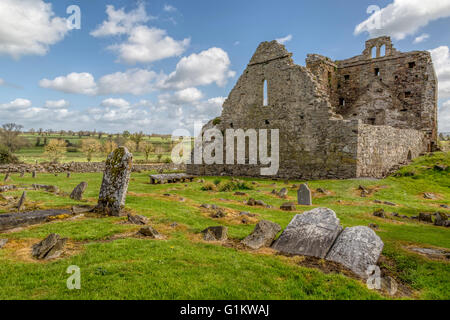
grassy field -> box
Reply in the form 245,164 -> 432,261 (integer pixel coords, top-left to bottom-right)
15,134 -> 176,163
0,152 -> 448,300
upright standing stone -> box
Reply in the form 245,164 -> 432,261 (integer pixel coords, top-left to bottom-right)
32,171 -> 36,178
17,191 -> 26,211
297,184 -> 312,205
272,207 -> 342,258
67,172 -> 71,178
326,226 -> 384,278
4,172 -> 10,182
70,182 -> 88,201
96,147 -> 133,216
20,171 -> 25,178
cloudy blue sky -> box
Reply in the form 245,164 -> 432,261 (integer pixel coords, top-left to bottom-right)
0,0 -> 449,133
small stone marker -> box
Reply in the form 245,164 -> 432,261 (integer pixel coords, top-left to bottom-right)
138,226 -> 162,239
242,220 -> 281,250
70,182 -> 88,201
127,213 -> 149,225
272,208 -> 342,258
32,234 -> 67,260
67,172 -> 71,178
326,226 -> 384,278
32,171 -> 36,178
0,239 -> 8,249
280,203 -> 296,211
297,184 -> 312,205
20,171 -> 25,178
17,191 -> 26,212
202,226 -> 228,241
96,147 -> 133,216
4,173 -> 10,182
278,188 -> 288,198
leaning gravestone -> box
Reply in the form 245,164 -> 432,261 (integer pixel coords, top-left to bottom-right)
297,184 -> 312,205
32,234 -> 67,260
242,220 -> 281,250
70,182 -> 88,201
326,226 -> 384,278
272,208 -> 342,258
96,147 -> 133,216
17,191 -> 26,212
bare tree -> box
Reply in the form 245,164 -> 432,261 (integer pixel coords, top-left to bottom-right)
130,131 -> 145,152
0,123 -> 28,152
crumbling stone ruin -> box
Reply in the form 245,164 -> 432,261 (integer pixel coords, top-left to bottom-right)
187,36 -> 438,179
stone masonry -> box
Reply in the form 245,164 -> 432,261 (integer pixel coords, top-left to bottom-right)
187,36 -> 437,179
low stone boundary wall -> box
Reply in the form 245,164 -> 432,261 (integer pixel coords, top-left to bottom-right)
0,162 -> 185,174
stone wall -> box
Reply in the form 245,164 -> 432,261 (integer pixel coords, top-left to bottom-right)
0,162 -> 185,174
307,36 -> 438,151
356,124 -> 427,178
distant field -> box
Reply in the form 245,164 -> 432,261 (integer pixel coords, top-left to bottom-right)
15,134 -> 183,164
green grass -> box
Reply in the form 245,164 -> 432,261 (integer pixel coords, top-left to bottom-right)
0,152 -> 449,300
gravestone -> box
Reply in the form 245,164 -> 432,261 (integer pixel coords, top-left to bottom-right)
138,226 -> 162,239
272,207 -> 342,258
32,234 -> 67,260
70,182 -> 88,201
278,188 -> 288,198
0,239 -> 8,249
17,191 -> 26,212
4,173 -> 10,182
297,184 -> 312,205
326,226 -> 384,278
96,147 -> 133,216
202,226 -> 228,241
242,220 -> 281,249
32,171 -> 36,178
20,171 -> 25,178
67,172 -> 71,178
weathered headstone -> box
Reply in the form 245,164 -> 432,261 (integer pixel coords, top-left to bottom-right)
278,188 -> 288,198
202,226 -> 228,241
17,191 -> 26,212
0,239 -> 8,249
272,207 -> 342,258
128,213 -> 149,225
70,182 -> 88,201
67,172 -> 71,178
32,234 -> 67,260
242,220 -> 281,249
280,202 -> 296,211
4,173 -> 10,182
32,171 -> 36,178
138,226 -> 162,239
297,184 -> 312,205
96,147 -> 133,216
326,226 -> 384,278
434,212 -> 448,227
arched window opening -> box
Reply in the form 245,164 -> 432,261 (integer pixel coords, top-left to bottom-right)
380,45 -> 386,57
371,47 -> 376,59
263,79 -> 269,106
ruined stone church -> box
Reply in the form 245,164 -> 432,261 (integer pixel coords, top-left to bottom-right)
187,36 -> 438,179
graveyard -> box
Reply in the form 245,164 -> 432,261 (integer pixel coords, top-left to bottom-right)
0,149 -> 448,300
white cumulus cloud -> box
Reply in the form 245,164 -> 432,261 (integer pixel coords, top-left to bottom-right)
276,35 -> 293,44
90,2 -> 152,37
44,99 -> 69,109
161,47 -> 235,90
109,26 -> 190,64
100,98 -> 131,109
355,0 -> 450,40
39,72 -> 98,95
439,100 -> 450,132
0,0 -> 70,59
414,33 -> 430,44
98,69 -> 158,95
0,98 -> 32,110
163,4 -> 177,13
430,46 -> 450,99
0,78 -> 4,86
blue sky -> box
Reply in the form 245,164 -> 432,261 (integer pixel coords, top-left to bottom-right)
0,0 -> 449,133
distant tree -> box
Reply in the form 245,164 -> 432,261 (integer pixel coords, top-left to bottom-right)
35,137 -> 41,147
129,131 -> 145,152
81,139 -> 101,162
439,133 -> 445,141
38,128 -> 43,136
102,140 -> 118,155
0,123 -> 28,152
114,136 -> 127,147
44,139 -> 67,163
29,128 -> 35,135
43,137 -> 48,146
141,141 -> 155,161
122,130 -> 131,139
124,140 -> 136,153
98,131 -> 103,139
0,145 -> 18,164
